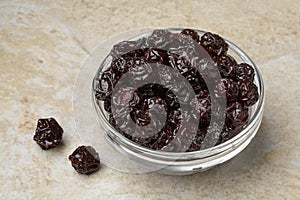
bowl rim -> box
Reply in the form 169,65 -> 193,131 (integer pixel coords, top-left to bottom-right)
92,28 -> 265,159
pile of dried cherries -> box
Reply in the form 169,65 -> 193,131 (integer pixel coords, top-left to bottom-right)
94,29 -> 259,152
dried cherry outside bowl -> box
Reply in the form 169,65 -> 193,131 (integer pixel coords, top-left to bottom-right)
91,28 -> 265,175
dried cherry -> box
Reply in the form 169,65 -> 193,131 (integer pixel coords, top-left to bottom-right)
200,32 -> 228,57
69,146 -> 100,175
238,80 -> 259,106
33,118 -> 63,150
181,29 -> 200,42
94,29 -> 259,152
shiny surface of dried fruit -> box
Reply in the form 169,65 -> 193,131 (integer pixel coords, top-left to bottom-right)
69,146 -> 100,175
94,29 -> 259,152
33,118 -> 63,150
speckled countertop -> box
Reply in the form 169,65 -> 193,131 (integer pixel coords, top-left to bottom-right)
1,0 -> 300,199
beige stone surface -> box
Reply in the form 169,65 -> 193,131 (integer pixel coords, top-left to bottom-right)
0,0 -> 299,199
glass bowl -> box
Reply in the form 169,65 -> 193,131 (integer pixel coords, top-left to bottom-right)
75,28 -> 265,175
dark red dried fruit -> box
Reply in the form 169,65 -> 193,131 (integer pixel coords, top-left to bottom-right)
104,96 -> 112,113
156,66 -> 177,86
168,109 -> 182,126
108,114 -> 117,127
69,146 -> 100,175
94,69 -> 119,101
187,129 -> 206,152
94,29 -> 259,151
111,56 -> 129,75
150,128 -> 174,150
112,87 -> 137,108
140,97 -> 166,110
216,54 -> 237,78
169,55 -> 191,74
190,90 -> 211,128
110,40 -> 144,58
33,118 -> 63,150
180,29 -> 200,42
147,29 -> 175,49
144,48 -> 169,65
238,80 -> 259,106
214,78 -> 239,103
165,89 -> 180,110
111,49 -> 146,77
218,126 -> 243,144
235,63 -> 255,82
226,102 -> 249,129
183,69 -> 206,94
136,84 -> 155,101
168,81 -> 194,105
200,32 -> 228,57
152,84 -> 169,97
130,109 -> 151,126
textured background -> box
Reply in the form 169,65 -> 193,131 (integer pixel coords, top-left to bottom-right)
0,0 -> 300,199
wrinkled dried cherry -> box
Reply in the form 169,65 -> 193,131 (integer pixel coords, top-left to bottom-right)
235,63 -> 255,82
238,80 -> 259,106
214,78 -> 238,103
33,118 -> 63,150
226,102 -> 249,128
94,29 -> 259,152
181,29 -> 200,42
200,32 -> 228,57
69,146 -> 101,175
